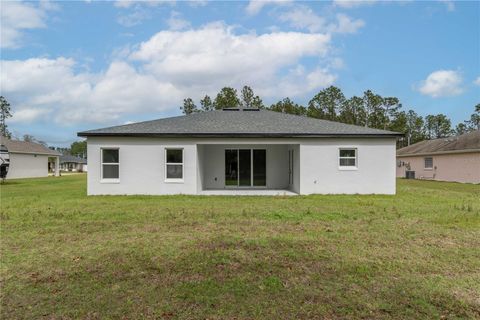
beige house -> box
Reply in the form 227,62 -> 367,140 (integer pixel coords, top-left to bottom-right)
396,130 -> 480,183
0,137 -> 60,179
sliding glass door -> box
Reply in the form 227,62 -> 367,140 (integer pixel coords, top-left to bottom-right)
253,149 -> 266,186
238,150 -> 251,186
225,149 -> 266,187
225,149 -> 238,186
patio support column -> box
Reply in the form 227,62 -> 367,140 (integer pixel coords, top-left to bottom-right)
55,156 -> 60,177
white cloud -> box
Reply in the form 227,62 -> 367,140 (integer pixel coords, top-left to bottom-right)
262,65 -> 336,97
246,0 -> 291,15
114,0 -> 164,8
117,8 -> 150,27
114,0 -> 136,8
166,11 -> 191,30
1,24 -> 337,125
474,77 -> 480,86
188,0 -> 208,7
334,0 -> 452,11
130,22 -> 332,87
279,6 -> 364,34
328,57 -> 345,69
0,1 -> 55,48
333,14 -> 365,34
1,57 -> 85,97
1,58 -> 183,124
333,0 -> 377,9
418,70 -> 464,98
115,0 -> 170,26
9,108 -> 50,124
278,5 -> 326,33
87,61 -> 182,120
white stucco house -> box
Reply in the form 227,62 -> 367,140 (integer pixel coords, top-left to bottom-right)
0,137 -> 61,179
60,155 -> 88,172
78,109 -> 400,195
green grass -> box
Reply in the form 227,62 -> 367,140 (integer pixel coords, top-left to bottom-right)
1,175 -> 479,319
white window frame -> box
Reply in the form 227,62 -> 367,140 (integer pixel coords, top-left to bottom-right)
338,148 -> 358,170
165,148 -> 184,183
424,157 -> 433,170
101,148 -> 120,183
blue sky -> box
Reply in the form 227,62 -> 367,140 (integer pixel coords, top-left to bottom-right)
1,0 -> 479,146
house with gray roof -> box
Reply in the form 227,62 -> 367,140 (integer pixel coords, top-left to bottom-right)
0,136 -> 61,179
60,155 -> 88,172
78,109 -> 401,195
396,130 -> 480,183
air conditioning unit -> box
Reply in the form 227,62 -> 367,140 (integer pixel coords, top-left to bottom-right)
405,171 -> 415,179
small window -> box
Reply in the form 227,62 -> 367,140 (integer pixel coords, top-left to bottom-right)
339,148 -> 357,168
165,148 -> 183,181
424,157 -> 433,169
102,149 -> 119,180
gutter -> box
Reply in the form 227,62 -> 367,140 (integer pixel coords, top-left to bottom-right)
9,151 -> 62,156
78,132 -> 403,138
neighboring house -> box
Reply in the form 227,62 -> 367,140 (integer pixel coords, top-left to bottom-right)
0,137 -> 60,179
60,155 -> 88,172
396,130 -> 480,183
78,109 -> 400,196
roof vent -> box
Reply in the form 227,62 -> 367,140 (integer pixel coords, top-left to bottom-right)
222,107 -> 260,111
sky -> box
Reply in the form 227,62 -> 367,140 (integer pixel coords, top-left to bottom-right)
1,0 -> 479,146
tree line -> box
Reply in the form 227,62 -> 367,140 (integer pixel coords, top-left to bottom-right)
53,141 -> 87,158
180,86 -> 264,114
1,90 -> 479,151
181,86 -> 480,148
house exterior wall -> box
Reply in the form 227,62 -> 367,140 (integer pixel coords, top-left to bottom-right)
7,153 -> 49,179
87,137 -> 198,195
86,136 -> 397,195
299,138 -> 397,194
396,152 -> 480,183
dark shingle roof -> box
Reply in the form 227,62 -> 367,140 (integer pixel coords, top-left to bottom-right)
397,130 -> 480,156
60,155 -> 87,164
0,137 -> 61,156
78,110 -> 400,138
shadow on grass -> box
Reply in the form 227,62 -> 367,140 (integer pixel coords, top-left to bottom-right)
0,181 -> 20,185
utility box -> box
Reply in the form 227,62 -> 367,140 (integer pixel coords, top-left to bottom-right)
405,171 -> 415,179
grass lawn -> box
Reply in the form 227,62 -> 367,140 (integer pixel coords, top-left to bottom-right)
1,175 -> 479,319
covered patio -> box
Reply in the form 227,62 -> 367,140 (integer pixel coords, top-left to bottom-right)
196,143 -> 300,195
